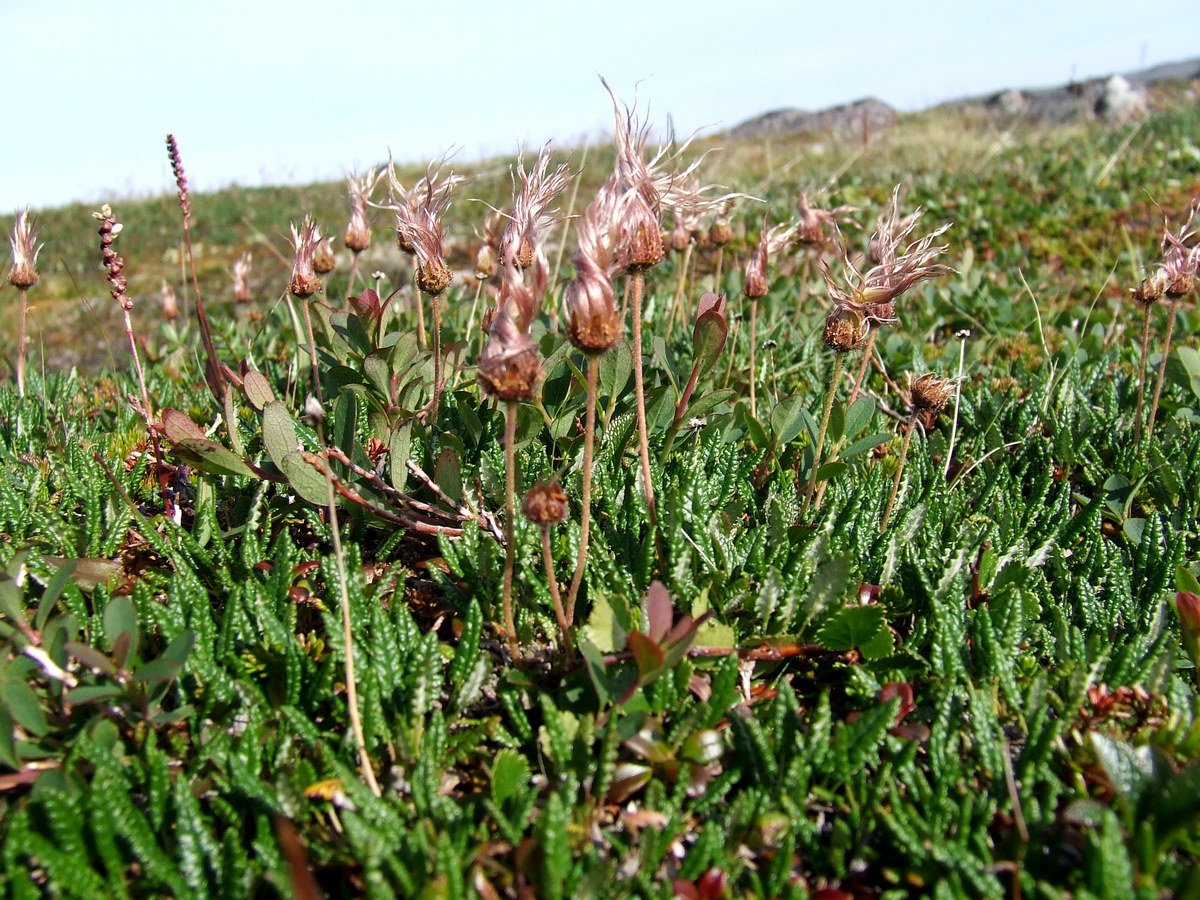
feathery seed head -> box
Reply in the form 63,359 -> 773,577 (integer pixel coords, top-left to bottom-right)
601,77 -> 735,273
478,305 -> 542,402
1131,269 -> 1167,306
1160,203 -> 1199,298
313,229 -> 336,275
820,187 -> 952,326
499,145 -> 571,270
743,219 -> 798,299
796,192 -> 857,246
288,217 -> 324,299
8,209 -> 40,289
233,252 -> 252,302
160,280 -> 180,319
565,254 -> 622,353
344,168 -> 380,253
382,159 -> 461,295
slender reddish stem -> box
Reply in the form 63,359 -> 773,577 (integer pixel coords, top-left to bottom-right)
630,271 -> 656,522
848,330 -> 878,405
502,402 -> 520,660
541,527 -> 573,659
1146,295 -> 1182,441
1134,301 -> 1153,445
566,356 -> 599,623
802,351 -> 844,515
16,289 -> 27,398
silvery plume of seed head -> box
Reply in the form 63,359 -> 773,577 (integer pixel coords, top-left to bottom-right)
820,186 -> 953,327
378,157 -> 464,295
344,168 -> 382,254
563,176 -> 632,354
288,216 -> 324,299
1158,201 -> 1200,297
744,219 -> 800,299
8,209 -> 41,290
498,144 -> 571,273
601,77 -> 739,273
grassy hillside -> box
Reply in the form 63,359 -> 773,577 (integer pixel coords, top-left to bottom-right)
1,88 -> 1199,898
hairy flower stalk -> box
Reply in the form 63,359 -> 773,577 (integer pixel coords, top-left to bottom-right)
1145,205 -> 1199,441
743,219 -> 798,419
600,81 -> 734,525
304,397 -> 382,798
846,190 -> 952,403
802,202 -> 950,514
343,168 -> 380,298
479,304 -> 543,660
383,162 -> 461,423
522,482 -> 572,657
1131,270 -> 1165,444
93,205 -> 172,514
881,374 -> 956,531
166,134 -> 225,399
563,178 -> 626,620
7,209 -> 40,397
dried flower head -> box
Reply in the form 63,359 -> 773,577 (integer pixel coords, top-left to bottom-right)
820,187 -> 952,327
288,217 -> 324,299
565,256 -> 623,353
821,304 -> 869,353
344,168 -> 381,254
478,305 -> 542,402
521,481 -> 569,526
909,373 -> 956,416
601,77 -> 735,273
708,204 -> 734,246
743,219 -> 798,299
313,231 -> 336,275
796,192 -> 857,246
233,252 -> 252,303
499,145 -> 571,270
380,159 -> 463,295
7,209 -> 40,289
1131,269 -> 1167,306
564,179 -> 625,353
1159,203 -> 1200,298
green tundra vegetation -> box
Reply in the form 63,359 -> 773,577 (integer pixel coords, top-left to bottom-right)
0,84 -> 1199,898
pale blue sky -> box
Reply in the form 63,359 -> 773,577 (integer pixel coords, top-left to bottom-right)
2,0 -> 1196,212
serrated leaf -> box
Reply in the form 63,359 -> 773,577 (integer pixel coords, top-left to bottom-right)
491,748 -> 531,807
1091,732 -> 1154,806
583,592 -> 626,654
817,605 -> 887,653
